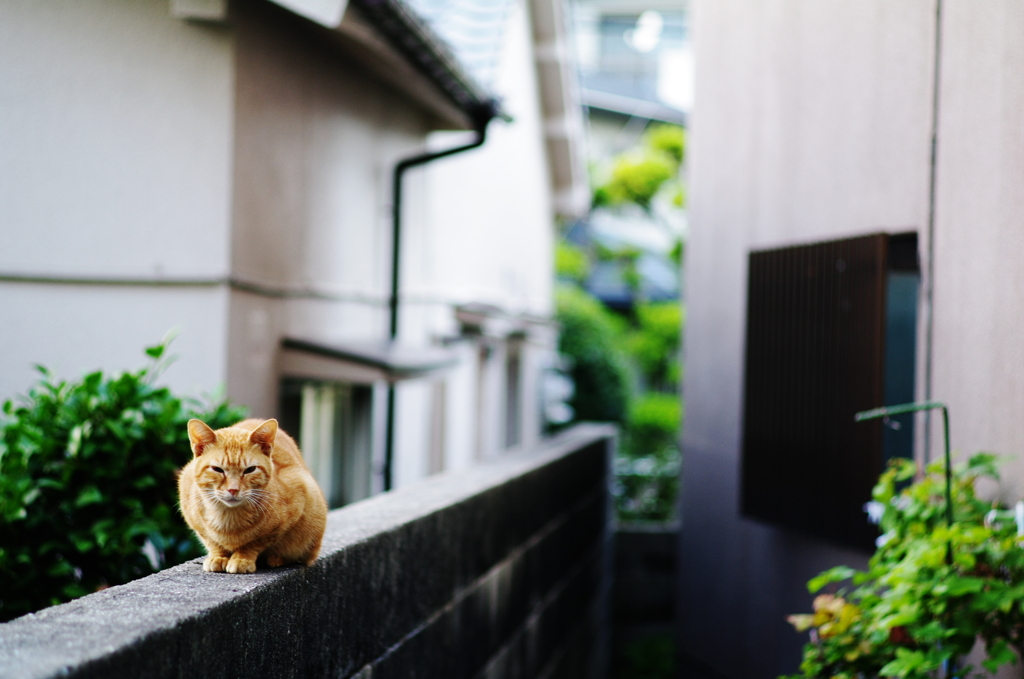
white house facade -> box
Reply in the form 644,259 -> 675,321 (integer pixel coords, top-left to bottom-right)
0,0 -> 586,506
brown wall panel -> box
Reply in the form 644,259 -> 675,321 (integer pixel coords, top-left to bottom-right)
741,234 -> 887,550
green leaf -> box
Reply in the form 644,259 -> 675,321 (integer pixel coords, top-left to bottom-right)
21,487 -> 40,506
983,639 -> 1017,673
75,486 -> 103,507
144,344 -> 165,359
879,648 -> 926,677
807,566 -> 858,593
0,337 -> 234,620
944,576 -> 985,596
70,533 -> 95,553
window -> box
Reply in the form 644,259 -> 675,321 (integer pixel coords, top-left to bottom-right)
741,233 -> 919,550
279,379 -> 374,509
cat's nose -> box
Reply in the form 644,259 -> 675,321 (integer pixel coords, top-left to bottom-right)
228,489 -> 239,496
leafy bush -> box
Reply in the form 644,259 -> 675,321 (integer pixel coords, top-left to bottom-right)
614,452 -> 679,523
554,289 -> 684,521
555,242 -> 591,284
644,124 -> 685,165
614,393 -> 681,522
555,285 -> 631,425
594,153 -> 676,210
627,302 -> 683,392
624,393 -> 681,459
783,454 -> 1024,678
0,342 -> 247,622
592,123 -> 684,211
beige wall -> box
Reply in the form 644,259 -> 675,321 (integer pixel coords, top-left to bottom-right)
226,0 -> 434,415
682,1 -> 937,675
686,0 -> 1024,675
931,1 -> 1024,501
225,1 -> 560,480
0,282 -> 230,400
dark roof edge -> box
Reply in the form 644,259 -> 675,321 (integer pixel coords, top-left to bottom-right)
348,0 -> 504,127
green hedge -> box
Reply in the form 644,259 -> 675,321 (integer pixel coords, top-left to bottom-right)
0,343 -> 246,621
615,393 -> 681,522
555,285 -> 631,425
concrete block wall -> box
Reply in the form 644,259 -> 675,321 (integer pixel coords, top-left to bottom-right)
610,524 -> 678,676
0,424 -> 614,679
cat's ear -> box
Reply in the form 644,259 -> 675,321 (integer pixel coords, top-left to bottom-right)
187,419 -> 217,457
249,419 -> 278,455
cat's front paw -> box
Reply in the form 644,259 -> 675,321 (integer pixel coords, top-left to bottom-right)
226,556 -> 257,574
203,555 -> 229,572
265,554 -> 286,568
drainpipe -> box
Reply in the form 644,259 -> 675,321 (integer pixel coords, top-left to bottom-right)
383,101 -> 502,491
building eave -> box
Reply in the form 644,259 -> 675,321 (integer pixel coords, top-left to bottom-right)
266,0 -> 502,130
529,0 -> 591,220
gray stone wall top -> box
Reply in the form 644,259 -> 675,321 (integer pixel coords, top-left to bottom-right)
0,424 -> 614,679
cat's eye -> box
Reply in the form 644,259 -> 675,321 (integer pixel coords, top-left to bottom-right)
211,466 -> 224,474
243,466 -> 257,475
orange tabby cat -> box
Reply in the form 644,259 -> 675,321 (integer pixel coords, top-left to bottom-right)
178,418 -> 327,574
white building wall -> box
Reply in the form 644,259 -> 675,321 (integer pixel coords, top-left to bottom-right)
0,0 -> 561,499
443,342 -> 483,472
0,284 -> 230,400
0,0 -> 234,400
686,1 -> 1024,676
393,380 -> 434,488
416,0 -> 555,324
394,0 -> 559,476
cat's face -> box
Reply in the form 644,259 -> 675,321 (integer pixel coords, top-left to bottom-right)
187,419 -> 275,510
194,448 -> 271,508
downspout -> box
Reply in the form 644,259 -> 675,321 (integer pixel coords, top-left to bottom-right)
383,101 -> 502,491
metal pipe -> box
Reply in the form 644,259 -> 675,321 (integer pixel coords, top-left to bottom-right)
856,401 -> 953,562
383,102 -> 500,491
856,401 -> 952,526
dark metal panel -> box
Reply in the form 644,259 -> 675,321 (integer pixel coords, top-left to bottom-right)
741,234 -> 888,550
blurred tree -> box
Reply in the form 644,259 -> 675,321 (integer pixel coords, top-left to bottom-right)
592,124 -> 685,212
555,286 -> 631,425
555,241 -> 591,285
644,124 -> 684,164
561,122 -> 687,522
624,392 -> 681,460
627,301 -> 683,392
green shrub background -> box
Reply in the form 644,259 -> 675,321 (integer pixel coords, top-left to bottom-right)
555,285 -> 632,425
554,279 -> 682,522
0,343 -> 246,622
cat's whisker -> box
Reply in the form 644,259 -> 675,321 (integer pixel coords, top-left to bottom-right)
243,492 -> 265,517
